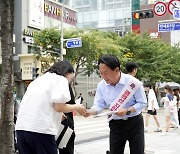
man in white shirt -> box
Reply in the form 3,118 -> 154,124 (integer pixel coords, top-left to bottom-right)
86,55 -> 147,154
15,60 -> 87,154
144,83 -> 162,132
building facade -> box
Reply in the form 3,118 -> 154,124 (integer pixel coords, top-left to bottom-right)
71,0 -> 132,36
13,0 -> 77,98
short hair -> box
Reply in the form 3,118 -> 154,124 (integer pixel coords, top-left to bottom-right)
164,85 -> 173,94
144,82 -> 152,89
125,62 -> 138,73
98,55 -> 120,70
46,60 -> 74,77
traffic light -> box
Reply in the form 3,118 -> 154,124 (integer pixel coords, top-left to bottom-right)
133,9 -> 154,20
32,67 -> 39,79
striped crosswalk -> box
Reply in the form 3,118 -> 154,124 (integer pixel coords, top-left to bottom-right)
74,116 -> 109,142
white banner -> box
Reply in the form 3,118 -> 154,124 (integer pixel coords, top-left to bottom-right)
28,0 -> 44,29
108,79 -> 141,121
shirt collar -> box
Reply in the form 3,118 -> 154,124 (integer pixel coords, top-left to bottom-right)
104,72 -> 126,86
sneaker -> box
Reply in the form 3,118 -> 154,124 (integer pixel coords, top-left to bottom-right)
154,129 -> 162,132
160,131 -> 168,136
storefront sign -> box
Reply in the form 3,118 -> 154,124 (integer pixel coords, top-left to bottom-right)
44,0 -> 77,26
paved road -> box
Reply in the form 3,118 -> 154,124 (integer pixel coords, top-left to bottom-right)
74,108 -> 180,154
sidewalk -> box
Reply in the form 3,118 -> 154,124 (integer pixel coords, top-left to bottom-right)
75,130 -> 180,154
75,108 -> 180,154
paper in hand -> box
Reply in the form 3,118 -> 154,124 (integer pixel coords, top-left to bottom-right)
94,111 -> 118,118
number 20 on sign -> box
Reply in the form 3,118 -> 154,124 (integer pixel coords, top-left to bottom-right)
153,2 -> 167,16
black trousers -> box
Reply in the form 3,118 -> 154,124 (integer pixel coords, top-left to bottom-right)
109,114 -> 144,154
16,130 -> 58,154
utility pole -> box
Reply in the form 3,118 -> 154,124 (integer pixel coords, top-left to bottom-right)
60,1 -> 65,61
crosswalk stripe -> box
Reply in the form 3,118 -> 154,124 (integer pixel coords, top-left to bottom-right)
74,120 -> 108,126
75,123 -> 108,129
75,127 -> 109,135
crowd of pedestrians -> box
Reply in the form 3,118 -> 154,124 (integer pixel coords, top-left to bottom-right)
13,56 -> 179,154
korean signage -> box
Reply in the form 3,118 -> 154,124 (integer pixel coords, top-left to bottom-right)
158,22 -> 180,32
19,55 -> 34,80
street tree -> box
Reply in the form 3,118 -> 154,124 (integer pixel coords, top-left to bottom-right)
119,32 -> 180,84
34,28 -> 125,77
0,0 -> 15,154
34,28 -> 125,95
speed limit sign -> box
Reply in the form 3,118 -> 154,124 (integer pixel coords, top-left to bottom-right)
153,2 -> 167,16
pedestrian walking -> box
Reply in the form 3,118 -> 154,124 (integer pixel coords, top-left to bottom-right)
161,85 -> 179,134
15,60 -> 87,154
125,61 -> 138,77
76,93 -> 84,104
144,83 -> 162,132
86,55 -> 147,154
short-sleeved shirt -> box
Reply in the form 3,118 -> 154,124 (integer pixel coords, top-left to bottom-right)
15,72 -> 71,135
147,89 -> 159,110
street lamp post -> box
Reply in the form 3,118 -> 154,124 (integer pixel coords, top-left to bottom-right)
60,1 -> 65,61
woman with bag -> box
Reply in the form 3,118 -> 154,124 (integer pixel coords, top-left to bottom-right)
15,61 -> 87,154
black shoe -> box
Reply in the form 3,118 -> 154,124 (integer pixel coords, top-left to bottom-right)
106,150 -> 111,154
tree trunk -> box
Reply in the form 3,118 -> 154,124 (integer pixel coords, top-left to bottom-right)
0,0 -> 15,154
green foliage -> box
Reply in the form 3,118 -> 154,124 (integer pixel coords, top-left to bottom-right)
34,28 -> 180,84
34,28 -> 125,76
119,32 -> 180,84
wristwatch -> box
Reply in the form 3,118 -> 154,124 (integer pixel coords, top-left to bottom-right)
126,109 -> 131,115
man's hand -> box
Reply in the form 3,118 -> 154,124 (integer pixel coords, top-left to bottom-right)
83,108 -> 97,117
115,108 -> 127,116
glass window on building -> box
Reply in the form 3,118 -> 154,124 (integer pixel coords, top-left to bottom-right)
108,10 -> 115,20
106,4 -> 114,10
90,0 -> 97,11
99,0 -> 105,10
83,13 -> 91,22
81,7 -> 90,12
83,0 -> 90,5
28,46 -> 35,54
122,0 -> 130,7
106,0 -> 113,3
76,8 -> 82,12
91,12 -> 98,21
108,20 -> 115,27
91,22 -> 98,28
114,3 -> 122,9
123,8 -> 131,18
115,19 -> 123,26
75,0 -> 82,7
115,10 -> 123,19
78,14 -> 83,22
